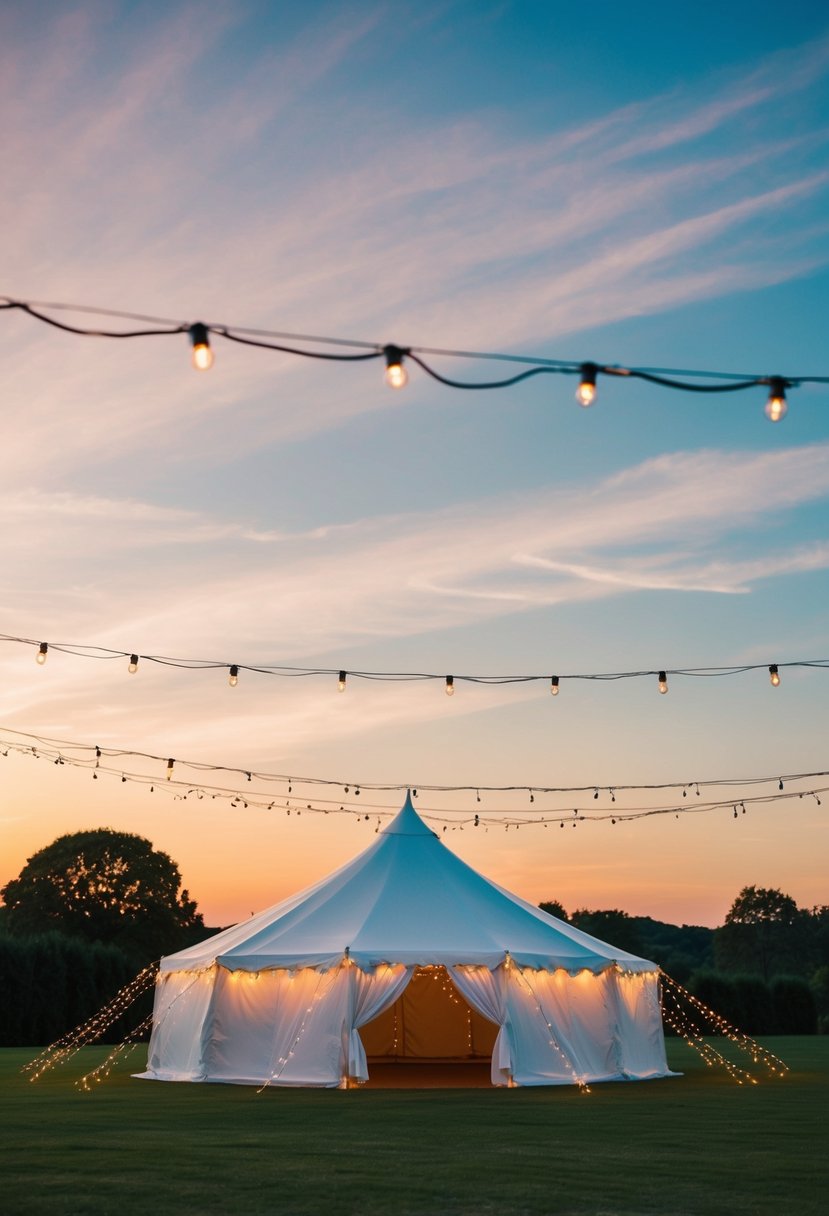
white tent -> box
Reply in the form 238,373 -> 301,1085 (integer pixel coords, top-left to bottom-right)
137,795 -> 672,1088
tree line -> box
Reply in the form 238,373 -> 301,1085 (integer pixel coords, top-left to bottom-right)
541,885 -> 829,1034
0,829 -> 825,1046
0,828 -> 210,1048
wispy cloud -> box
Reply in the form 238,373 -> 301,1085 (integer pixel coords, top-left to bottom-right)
2,444 -> 827,660
513,555 -> 748,596
1,12 -> 828,481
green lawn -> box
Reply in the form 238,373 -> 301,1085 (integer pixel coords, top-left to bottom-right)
1,1039 -> 826,1216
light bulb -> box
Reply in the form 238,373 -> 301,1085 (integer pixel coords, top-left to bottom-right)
445,675 -> 454,696
383,345 -> 408,389
764,378 -> 787,422
189,322 -> 214,371
166,758 -> 175,780
338,670 -> 347,692
128,654 -> 139,674
769,664 -> 780,687
36,642 -> 48,665
576,362 -> 598,407
228,665 -> 239,687
658,670 -> 668,694
550,676 -> 560,696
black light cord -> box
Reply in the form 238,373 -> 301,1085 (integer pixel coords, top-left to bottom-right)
218,327 -> 383,363
406,350 -> 571,390
3,295 -> 828,396
2,632 -> 825,688
0,299 -> 187,339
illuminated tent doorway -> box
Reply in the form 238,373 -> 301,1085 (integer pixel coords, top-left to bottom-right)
137,795 -> 673,1088
359,964 -> 498,1085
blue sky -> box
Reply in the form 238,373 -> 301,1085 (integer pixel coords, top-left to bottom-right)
1,1 -> 828,927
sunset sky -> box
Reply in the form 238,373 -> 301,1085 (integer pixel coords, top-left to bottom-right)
1,0 -> 828,932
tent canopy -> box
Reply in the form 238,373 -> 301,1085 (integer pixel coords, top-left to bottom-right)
162,793 -> 657,975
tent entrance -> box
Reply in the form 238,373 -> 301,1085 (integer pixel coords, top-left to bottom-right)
360,965 -> 498,1064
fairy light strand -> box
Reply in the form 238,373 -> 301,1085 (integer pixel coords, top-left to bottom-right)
23,962 -> 159,1081
659,972 -> 788,1084
76,1011 -> 155,1091
74,969 -> 209,1090
1,631 -> 824,691
511,959 -> 590,1092
256,968 -> 331,1093
1,725 -> 827,830
2,296 -> 827,420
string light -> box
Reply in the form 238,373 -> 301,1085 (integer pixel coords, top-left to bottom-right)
128,654 -> 139,674
576,361 -> 598,407
228,664 -> 239,688
2,297 -> 825,419
445,674 -> 454,696
338,670 -> 347,692
24,962 -> 159,1082
512,961 -> 590,1092
2,724 -> 828,832
383,344 -> 408,389
659,972 -> 788,1083
10,733 -> 825,830
769,663 -> 780,687
4,632 -> 825,695
189,321 -> 213,371
256,968 -> 331,1092
764,377 -> 787,422
77,1011 -> 155,1090
658,670 -> 668,695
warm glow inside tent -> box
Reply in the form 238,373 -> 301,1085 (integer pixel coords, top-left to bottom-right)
137,795 -> 672,1088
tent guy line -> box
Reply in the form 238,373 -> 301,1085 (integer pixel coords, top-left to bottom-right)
1,726 -> 825,828
3,633 -> 823,692
2,295 -> 827,418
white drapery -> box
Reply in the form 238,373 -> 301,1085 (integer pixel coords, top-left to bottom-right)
449,964 -> 512,1085
346,962 -> 413,1083
144,969 -> 214,1081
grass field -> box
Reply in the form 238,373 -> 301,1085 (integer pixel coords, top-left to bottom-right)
1,1039 -> 826,1216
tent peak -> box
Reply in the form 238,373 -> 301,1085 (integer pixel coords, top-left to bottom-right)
382,792 -> 437,837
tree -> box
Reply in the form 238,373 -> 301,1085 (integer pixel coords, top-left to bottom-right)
770,976 -> 817,1034
539,899 -> 568,922
1,828 -> 203,962
568,909 -> 644,957
715,886 -> 807,981
631,917 -> 714,982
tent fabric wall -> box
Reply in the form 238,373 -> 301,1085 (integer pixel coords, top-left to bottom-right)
138,959 -> 669,1087
137,795 -> 674,1088
140,962 -> 414,1087
145,969 -> 214,1081
612,970 -> 668,1078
